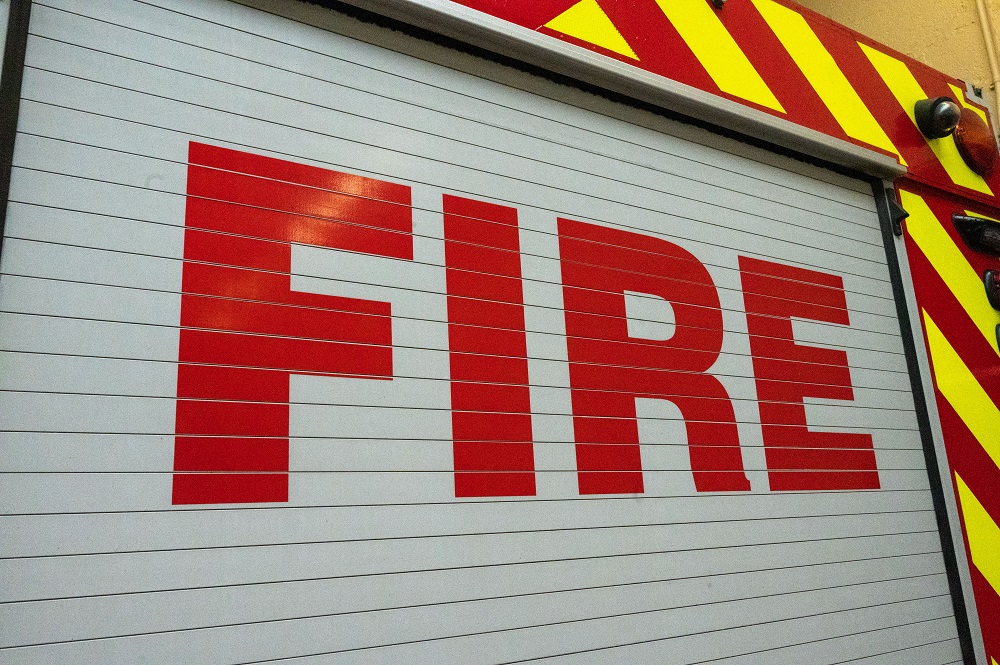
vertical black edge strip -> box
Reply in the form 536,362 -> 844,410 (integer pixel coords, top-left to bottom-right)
872,180 -> 977,664
0,0 -> 31,261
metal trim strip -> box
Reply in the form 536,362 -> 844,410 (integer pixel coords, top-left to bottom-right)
872,182 -> 980,664
0,0 -> 32,262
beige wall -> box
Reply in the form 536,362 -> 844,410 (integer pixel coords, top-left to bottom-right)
795,0 -> 1000,93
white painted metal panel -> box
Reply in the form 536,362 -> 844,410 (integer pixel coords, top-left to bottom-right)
0,0 -> 963,663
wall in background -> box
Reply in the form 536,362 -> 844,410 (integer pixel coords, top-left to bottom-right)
796,0 -> 1000,112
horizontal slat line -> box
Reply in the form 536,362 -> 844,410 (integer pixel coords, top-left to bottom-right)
8,96 -> 886,307
21,32 -> 874,244
0,445 -> 927,467
0,314 -> 910,402
0,335 -> 922,410
13,66 -> 891,281
0,518 -> 936,562
0,348 -> 920,414
826,638 -> 959,665
0,337 -> 907,413
32,0 -> 878,216
0,552 -> 940,616
224,592 -> 951,664
16,430 -> 898,446
5,147 -> 892,310
0,502 -> 939,533
1,570 -> 946,650
0,230 -> 901,354
0,390 -> 921,432
15,105 -> 874,264
0,488 -> 936,520
1,166 -> 897,320
493,611 -> 955,665
0,441 -> 926,464
675,621 -> 957,665
0,425 -> 926,450
0,436 -> 926,453
6,148 -> 889,324
0,313 -> 916,397
0,542 -> 944,608
0,344 -> 917,403
22,28 -> 881,248
0,273 -> 913,374
0,453 -> 931,474
553,226 -> 887,311
1,466 -> 931,474
0,500 -> 933,525
0,466 -> 929,475
0,446 -> 924,466
1,224 -> 908,345
0,292 -> 909,390
651,624 -> 957,665
5,134 -> 896,309
0,550 -> 941,604
0,246 -> 905,358
2,495 -> 935,517
0,444 -> 927,464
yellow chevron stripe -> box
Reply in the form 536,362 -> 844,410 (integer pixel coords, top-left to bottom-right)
954,472 -> 1000,596
544,0 -> 639,60
949,83 -> 990,126
967,210 -> 1000,223
923,311 -> 1000,471
900,190 -> 1000,355
652,0 -> 784,112
861,44 -> 993,195
750,0 -> 903,164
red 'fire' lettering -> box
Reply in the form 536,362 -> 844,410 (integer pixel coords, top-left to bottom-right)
739,256 -> 879,491
558,219 -> 751,495
444,195 -> 535,497
171,145 -> 877,503
173,143 -> 413,504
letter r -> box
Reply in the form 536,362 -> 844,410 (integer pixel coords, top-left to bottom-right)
559,219 -> 750,494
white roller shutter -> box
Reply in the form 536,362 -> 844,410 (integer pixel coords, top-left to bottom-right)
0,0 -> 964,663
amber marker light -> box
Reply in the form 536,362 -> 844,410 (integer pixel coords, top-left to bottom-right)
954,107 -> 999,176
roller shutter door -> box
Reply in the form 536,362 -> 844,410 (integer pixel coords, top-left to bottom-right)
0,0 -> 964,662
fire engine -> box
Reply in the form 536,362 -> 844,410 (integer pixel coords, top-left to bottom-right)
0,0 -> 997,662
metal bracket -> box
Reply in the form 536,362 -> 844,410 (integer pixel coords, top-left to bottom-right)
885,188 -> 909,236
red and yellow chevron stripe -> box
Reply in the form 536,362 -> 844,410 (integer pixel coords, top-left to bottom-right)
450,0 -> 998,202
446,0 -> 1000,656
901,186 -> 1000,660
